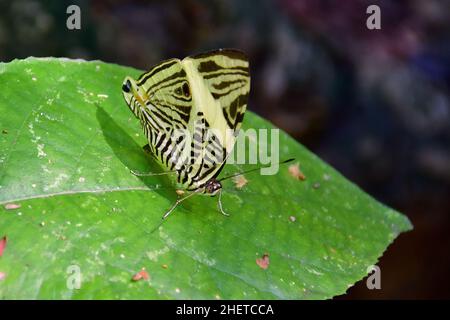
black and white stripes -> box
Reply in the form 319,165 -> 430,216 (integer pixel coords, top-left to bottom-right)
122,49 -> 250,192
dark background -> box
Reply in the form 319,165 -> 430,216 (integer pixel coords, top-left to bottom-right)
1,0 -> 449,299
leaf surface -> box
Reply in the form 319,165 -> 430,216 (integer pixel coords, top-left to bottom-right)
0,58 -> 412,299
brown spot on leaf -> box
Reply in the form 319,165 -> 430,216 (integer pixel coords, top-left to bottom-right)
232,175 -> 248,189
132,268 -> 150,281
4,203 -> 21,210
175,189 -> 185,196
288,163 -> 306,181
162,264 -> 168,269
256,253 -> 270,270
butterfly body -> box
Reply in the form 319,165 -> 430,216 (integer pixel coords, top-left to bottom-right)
122,49 -> 250,216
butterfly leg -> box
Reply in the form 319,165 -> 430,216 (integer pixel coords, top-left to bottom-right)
217,189 -> 230,217
162,190 -> 201,220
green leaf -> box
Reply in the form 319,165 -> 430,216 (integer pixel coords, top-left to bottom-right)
0,57 -> 412,299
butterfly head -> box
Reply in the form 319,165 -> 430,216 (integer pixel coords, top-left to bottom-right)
122,77 -> 150,118
204,178 -> 222,196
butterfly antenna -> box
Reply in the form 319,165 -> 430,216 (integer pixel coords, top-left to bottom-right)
218,158 -> 295,182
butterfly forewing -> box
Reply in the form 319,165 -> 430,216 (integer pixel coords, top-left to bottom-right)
187,49 -> 250,133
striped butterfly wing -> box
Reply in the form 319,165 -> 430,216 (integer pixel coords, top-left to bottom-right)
123,58 -> 193,171
186,49 -> 250,135
135,58 -> 192,156
122,49 -> 250,192
180,49 -> 250,189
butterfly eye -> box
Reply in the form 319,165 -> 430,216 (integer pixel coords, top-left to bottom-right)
182,82 -> 190,97
122,80 -> 132,93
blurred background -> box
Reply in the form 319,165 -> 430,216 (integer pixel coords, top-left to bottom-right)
1,0 -> 449,299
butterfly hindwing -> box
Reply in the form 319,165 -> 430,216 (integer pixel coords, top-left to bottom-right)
137,58 -> 192,131
127,58 -> 192,166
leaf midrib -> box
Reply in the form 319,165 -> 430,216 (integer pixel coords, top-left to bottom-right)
0,186 -> 155,205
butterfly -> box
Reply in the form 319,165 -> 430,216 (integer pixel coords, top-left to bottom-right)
121,49 -> 250,219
